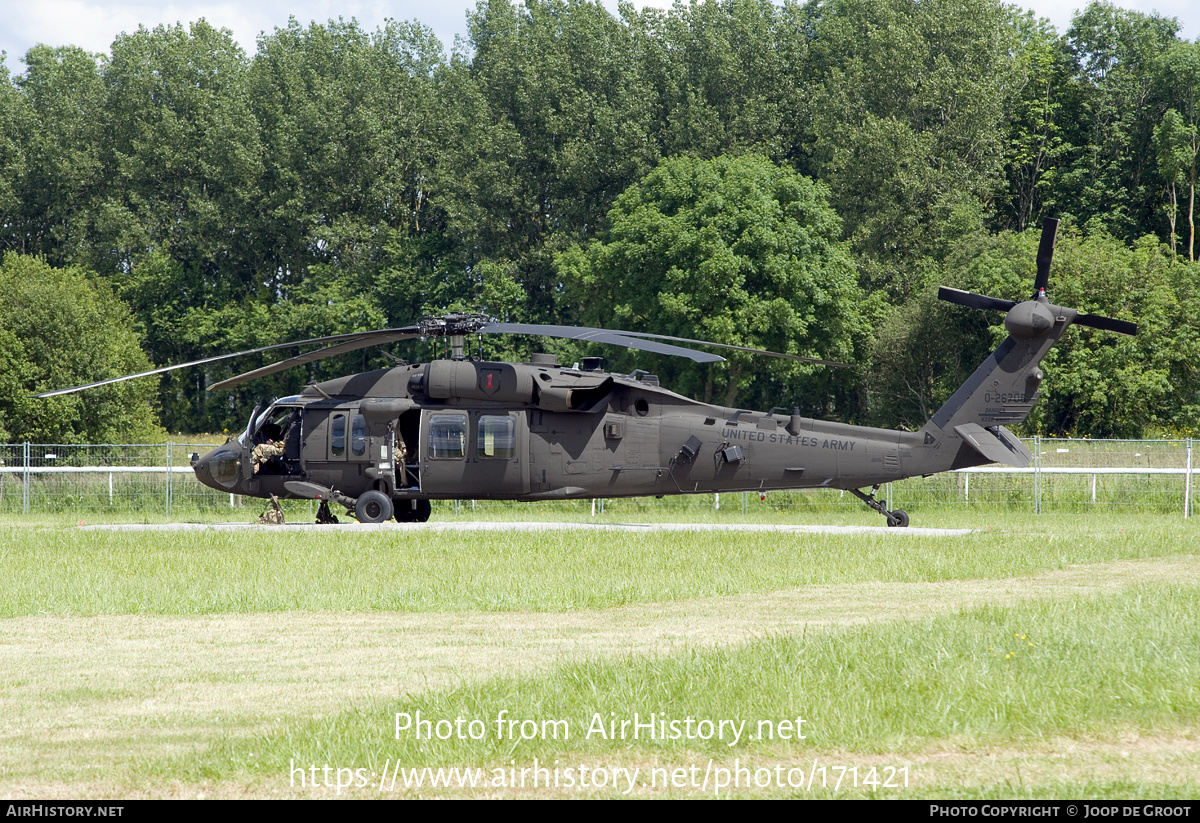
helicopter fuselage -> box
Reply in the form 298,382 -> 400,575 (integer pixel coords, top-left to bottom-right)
191,355 -> 946,520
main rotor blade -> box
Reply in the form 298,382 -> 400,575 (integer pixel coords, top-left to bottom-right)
484,322 -> 851,368
481,323 -> 725,363
206,329 -> 424,391
938,287 -> 1018,313
605,330 -> 852,368
1075,313 -> 1138,336
1034,218 -> 1059,294
33,326 -> 421,398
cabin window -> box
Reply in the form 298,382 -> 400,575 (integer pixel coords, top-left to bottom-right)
477,415 -> 516,459
351,413 -> 367,457
429,414 -> 467,459
331,413 -> 346,456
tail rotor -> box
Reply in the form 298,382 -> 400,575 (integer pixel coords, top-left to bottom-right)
937,218 -> 1137,339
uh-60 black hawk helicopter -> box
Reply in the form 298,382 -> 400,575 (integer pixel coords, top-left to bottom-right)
41,219 -> 1135,526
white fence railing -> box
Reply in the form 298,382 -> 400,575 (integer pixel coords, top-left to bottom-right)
0,437 -> 1196,518
0,443 -> 221,517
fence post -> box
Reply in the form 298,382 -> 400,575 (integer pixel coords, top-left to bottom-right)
165,442 -> 172,518
1033,434 -> 1042,515
1186,438 -> 1193,519
22,441 -> 29,515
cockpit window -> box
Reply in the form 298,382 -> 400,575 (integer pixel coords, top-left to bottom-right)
256,407 -> 300,443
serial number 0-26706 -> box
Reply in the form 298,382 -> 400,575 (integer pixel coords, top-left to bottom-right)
983,392 -> 1026,404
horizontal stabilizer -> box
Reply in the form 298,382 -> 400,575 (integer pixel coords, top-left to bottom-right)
954,423 -> 1032,468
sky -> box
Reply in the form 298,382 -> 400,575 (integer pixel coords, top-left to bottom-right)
0,0 -> 1197,71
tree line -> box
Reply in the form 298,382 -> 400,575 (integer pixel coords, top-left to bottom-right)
0,0 -> 1197,441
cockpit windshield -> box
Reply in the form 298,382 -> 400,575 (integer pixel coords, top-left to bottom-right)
248,400 -> 304,476
255,406 -> 300,443
238,403 -> 262,445
243,397 -> 304,444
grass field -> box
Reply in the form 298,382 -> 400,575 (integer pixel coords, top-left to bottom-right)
1,509 -> 1198,798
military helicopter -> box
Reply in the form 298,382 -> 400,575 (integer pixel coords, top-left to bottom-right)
39,219 -> 1134,526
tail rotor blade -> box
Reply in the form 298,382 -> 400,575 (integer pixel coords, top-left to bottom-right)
1034,218 -> 1059,294
938,287 -> 1018,313
1075,313 -> 1137,336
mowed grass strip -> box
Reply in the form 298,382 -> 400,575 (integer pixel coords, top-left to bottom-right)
0,512 -> 1194,616
5,515 -> 1199,797
176,586 -> 1200,798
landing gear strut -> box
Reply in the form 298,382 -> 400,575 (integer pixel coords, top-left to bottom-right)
315,500 -> 340,524
850,485 -> 909,528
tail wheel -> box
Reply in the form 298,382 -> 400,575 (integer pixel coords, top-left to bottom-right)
887,510 -> 909,528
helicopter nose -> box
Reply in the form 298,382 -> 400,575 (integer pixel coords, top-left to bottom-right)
191,449 -> 215,488
192,445 -> 242,492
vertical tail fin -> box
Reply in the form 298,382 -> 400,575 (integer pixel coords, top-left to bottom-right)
919,220 -> 1136,470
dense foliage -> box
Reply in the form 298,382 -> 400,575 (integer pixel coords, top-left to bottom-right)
0,256 -> 164,442
0,0 -> 1198,438
559,153 -> 867,416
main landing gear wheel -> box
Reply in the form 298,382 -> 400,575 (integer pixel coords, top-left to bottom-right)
394,498 -> 431,523
850,486 -> 910,528
355,490 -> 394,523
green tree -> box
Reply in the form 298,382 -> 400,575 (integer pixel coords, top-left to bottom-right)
799,0 -> 1021,281
91,21 -> 266,431
869,225 -> 1200,437
9,45 -> 106,265
865,259 -> 996,429
626,0 -> 808,163
96,20 -> 263,305
0,55 -> 30,256
440,0 -> 659,320
0,255 -> 164,443
1153,108 -> 1197,258
1055,2 -> 1181,240
998,14 -> 1075,233
249,18 -> 447,315
559,153 -> 866,415
1153,40 -> 1200,260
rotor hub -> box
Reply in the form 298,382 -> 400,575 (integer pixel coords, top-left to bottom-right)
1004,300 -> 1056,339
417,313 -> 493,337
